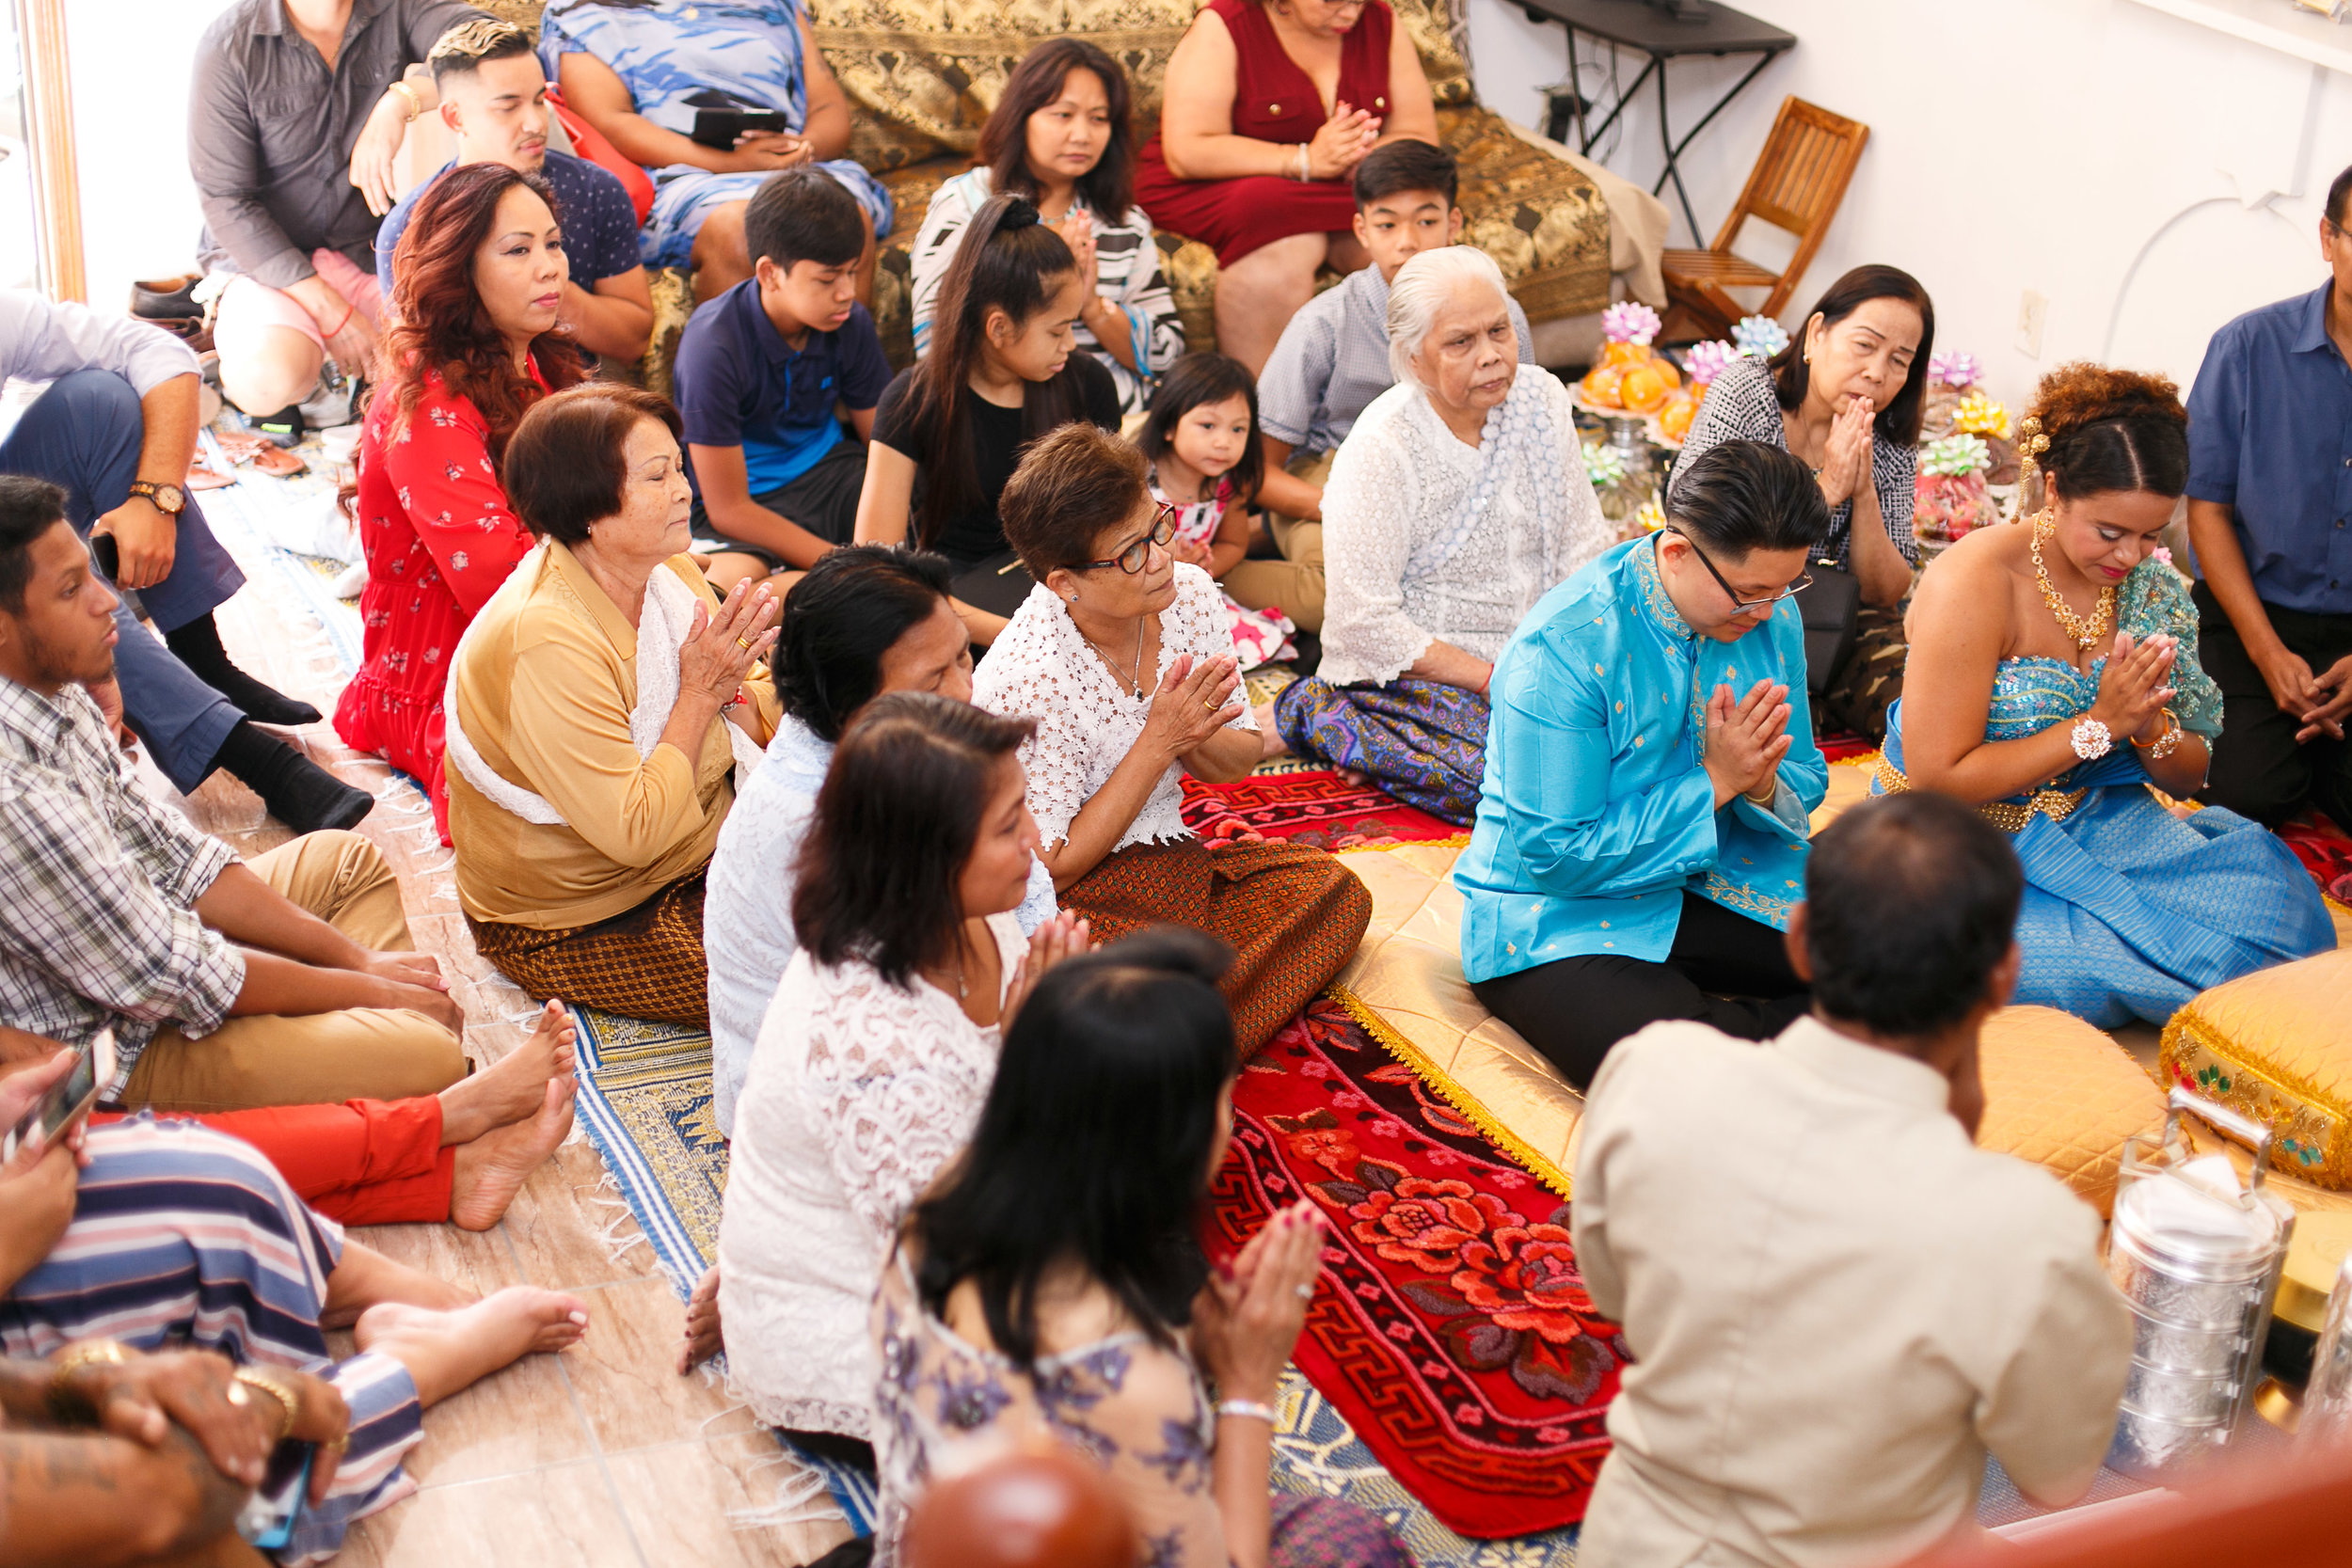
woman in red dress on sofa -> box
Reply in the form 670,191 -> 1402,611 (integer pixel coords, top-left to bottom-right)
1136,0 -> 1438,373
336,163 -> 586,840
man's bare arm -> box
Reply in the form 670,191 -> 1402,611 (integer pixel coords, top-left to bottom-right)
0,1425 -> 249,1567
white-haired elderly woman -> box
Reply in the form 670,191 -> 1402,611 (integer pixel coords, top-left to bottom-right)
1265,245 -> 1611,823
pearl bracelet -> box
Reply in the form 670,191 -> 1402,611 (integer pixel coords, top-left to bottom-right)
1295,142 -> 1311,182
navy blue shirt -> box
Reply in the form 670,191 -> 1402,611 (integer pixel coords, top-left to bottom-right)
674,280 -> 893,495
2187,281 -> 2352,616
374,149 -> 644,295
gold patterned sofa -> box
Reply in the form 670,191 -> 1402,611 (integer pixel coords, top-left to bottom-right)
479,0 -> 1650,383
810,0 -> 1619,365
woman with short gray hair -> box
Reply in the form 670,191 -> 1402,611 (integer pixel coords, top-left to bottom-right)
1266,245 -> 1610,822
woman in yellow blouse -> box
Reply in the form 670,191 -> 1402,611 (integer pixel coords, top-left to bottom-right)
445,383 -> 781,1024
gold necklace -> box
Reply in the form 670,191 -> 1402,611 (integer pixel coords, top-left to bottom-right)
2027,509 -> 2115,651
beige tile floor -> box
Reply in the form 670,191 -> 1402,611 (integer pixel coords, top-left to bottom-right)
145,552 -> 853,1567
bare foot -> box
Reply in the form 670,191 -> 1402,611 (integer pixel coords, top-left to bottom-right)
677,1264 -> 723,1373
449,1076 -> 577,1231
355,1287 -> 590,1407
1252,703 -> 1289,760
439,1000 -> 576,1144
321,1240 -> 476,1329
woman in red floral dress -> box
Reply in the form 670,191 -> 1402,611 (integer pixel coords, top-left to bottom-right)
337,164 -> 587,838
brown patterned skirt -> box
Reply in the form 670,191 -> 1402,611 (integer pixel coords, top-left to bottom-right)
1061,839 -> 1371,1055
469,873 -> 710,1028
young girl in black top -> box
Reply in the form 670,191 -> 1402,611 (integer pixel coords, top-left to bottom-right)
855,194 -> 1120,641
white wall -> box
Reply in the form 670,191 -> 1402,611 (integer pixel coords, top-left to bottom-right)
65,0 -> 238,315
1464,0 -> 2352,408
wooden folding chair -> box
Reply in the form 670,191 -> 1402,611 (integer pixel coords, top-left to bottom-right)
1661,98 -> 1869,343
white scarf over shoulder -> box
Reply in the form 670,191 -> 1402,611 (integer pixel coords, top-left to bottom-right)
443,543 -> 765,826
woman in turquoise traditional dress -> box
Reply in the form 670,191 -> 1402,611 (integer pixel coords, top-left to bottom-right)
539,0 -> 894,299
1884,363 -> 2332,1028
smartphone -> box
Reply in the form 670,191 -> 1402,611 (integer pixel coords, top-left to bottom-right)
689,105 -> 792,149
2,1027 -> 112,1165
235,1442 -> 315,1550
89,531 -> 119,582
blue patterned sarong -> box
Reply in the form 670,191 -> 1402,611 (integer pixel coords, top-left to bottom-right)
1878,563 -> 2334,1026
538,0 -> 893,268
1274,674 -> 1489,825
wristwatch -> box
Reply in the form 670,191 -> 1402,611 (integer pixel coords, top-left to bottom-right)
2069,716 -> 2113,762
126,480 -> 186,516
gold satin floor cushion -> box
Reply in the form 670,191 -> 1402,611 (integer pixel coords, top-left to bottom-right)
1973,1006 -> 2166,1218
1329,764 -> 2173,1211
808,0 -> 1611,365
2160,949 -> 2352,1191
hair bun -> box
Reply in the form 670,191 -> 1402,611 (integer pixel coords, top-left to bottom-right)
2026,361 -> 2185,444
998,198 -> 1041,231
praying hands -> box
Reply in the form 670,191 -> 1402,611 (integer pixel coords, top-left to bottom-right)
1702,677 -> 1794,809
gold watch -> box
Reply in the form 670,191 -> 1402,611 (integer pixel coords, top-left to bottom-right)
126,480 -> 186,516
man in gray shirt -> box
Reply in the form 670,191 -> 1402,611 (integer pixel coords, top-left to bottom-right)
191,0 -> 482,421
1236,141 -> 1533,635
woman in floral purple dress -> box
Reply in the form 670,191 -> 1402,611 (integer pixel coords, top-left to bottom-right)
871,929 -> 1411,1568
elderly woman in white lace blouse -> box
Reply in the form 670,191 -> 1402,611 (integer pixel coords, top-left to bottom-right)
715,692 -> 1084,1448
972,423 -> 1370,1055
1266,245 -> 1611,824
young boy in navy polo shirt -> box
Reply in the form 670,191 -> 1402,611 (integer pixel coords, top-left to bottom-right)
675,169 -> 891,587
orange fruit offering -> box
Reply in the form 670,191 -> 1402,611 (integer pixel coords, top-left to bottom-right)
1601,341 -> 1651,369
1649,356 -> 1681,391
1658,392 -> 1697,442
1618,364 -> 1669,413
1580,364 -> 1628,406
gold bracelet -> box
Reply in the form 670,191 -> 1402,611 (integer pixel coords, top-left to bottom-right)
48,1338 -> 130,1420
387,80 -> 422,122
1742,778 -> 1778,806
232,1367 -> 302,1445
2132,707 -> 2187,761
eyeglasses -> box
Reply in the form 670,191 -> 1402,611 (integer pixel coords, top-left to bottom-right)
1666,528 -> 1812,611
1073,501 -> 1179,575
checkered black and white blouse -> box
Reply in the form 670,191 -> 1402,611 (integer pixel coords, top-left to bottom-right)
1670,356 -> 1918,570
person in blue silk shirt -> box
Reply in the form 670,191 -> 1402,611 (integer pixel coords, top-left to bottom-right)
2186,161 -> 2352,832
1455,440 -> 1829,1087
1892,364 -> 2330,1030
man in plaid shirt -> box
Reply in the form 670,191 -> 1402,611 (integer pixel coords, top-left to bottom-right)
0,476 -> 469,1109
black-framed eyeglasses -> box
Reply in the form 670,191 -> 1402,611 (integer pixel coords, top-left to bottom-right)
1073,500 -> 1179,575
1665,528 -> 1812,610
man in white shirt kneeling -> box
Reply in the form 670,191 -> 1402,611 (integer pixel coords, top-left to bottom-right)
1573,790 -> 2132,1568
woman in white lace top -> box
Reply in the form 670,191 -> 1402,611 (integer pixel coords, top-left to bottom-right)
972,424 -> 1371,1053
1268,246 -> 1611,823
716,692 -> 1085,1446
873,929 -> 1411,1568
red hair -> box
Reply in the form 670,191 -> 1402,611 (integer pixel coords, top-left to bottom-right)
380,163 -> 585,460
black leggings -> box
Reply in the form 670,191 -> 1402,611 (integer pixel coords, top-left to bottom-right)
1470,892 -> 1808,1090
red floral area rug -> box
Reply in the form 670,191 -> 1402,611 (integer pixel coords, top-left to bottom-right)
1181,768 -> 1465,850
2277,810 -> 2352,904
1208,998 -> 1625,1538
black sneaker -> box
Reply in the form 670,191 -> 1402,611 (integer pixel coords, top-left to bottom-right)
248,404 -> 305,449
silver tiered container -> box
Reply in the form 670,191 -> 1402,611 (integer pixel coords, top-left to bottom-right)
2304,1247 -> 2352,1448
2105,1087 -> 2296,1477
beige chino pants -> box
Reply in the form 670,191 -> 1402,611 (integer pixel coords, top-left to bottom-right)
1223,450 -> 1331,633
118,831 -> 468,1112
